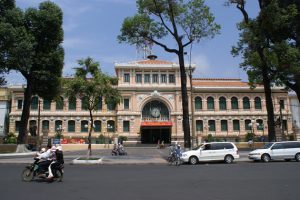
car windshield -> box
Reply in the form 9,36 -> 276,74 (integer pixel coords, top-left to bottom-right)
262,142 -> 274,149
192,145 -> 202,150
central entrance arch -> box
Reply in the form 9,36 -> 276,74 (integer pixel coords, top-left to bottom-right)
140,100 -> 172,144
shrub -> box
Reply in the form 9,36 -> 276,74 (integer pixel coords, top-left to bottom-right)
245,132 -> 255,142
98,134 -> 106,144
118,136 -> 128,144
4,132 -> 17,144
207,134 -> 213,142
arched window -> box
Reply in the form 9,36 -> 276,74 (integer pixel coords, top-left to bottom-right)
43,98 -> 51,110
107,120 -> 115,132
31,96 -> 38,110
243,97 -> 250,110
233,120 -> 240,131
81,120 -> 88,132
207,97 -> 214,110
29,120 -> 37,136
94,120 -> 101,132
256,119 -> 263,131
107,102 -> 116,111
55,120 -> 62,131
68,120 -> 75,132
245,119 -> 251,131
221,120 -> 228,131
56,96 -> 64,110
195,97 -> 202,110
196,120 -> 203,132
81,97 -> 89,110
42,120 -> 49,131
208,120 -> 216,131
219,97 -> 227,110
68,96 -> 76,110
231,97 -> 238,110
254,97 -> 262,110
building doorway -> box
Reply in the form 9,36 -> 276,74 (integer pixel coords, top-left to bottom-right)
141,127 -> 171,144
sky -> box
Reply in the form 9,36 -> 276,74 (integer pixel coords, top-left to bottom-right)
6,0 -> 259,85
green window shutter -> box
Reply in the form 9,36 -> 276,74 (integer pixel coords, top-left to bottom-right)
256,120 -> 263,130
31,97 -> 38,110
42,120 -> 49,131
123,121 -> 130,132
17,100 -> 23,109
81,121 -> 88,132
207,97 -> 214,110
56,97 -> 64,110
243,97 -> 250,109
233,120 -> 240,131
69,97 -> 76,110
81,97 -> 89,110
196,120 -> 203,131
43,99 -> 51,110
231,97 -> 238,110
221,120 -> 228,131
219,97 -> 227,110
208,120 -> 215,131
195,97 -> 202,110
245,120 -> 251,131
124,98 -> 129,110
55,120 -> 62,131
68,121 -> 75,132
94,121 -> 101,132
15,121 -> 20,132
255,97 -> 262,109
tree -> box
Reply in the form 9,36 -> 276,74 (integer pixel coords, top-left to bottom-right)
64,57 -> 121,157
118,0 -> 220,148
229,0 -> 279,142
0,1 -> 64,152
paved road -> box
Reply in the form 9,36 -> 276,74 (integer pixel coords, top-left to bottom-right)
0,162 -> 299,200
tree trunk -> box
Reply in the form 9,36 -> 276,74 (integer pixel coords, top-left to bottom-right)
16,78 -> 33,152
87,109 -> 94,158
260,54 -> 276,142
178,49 -> 191,149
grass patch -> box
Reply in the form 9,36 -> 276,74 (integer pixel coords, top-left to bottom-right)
77,157 -> 101,160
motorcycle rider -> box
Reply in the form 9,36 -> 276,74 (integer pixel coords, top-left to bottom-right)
47,145 -> 64,179
37,146 -> 56,174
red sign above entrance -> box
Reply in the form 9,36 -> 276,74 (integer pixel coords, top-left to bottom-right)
141,121 -> 172,127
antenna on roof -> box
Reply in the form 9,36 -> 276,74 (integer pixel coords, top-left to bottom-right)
136,39 -> 154,59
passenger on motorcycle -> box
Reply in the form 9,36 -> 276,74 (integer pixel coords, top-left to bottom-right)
174,145 -> 182,158
48,145 -> 64,179
36,146 -> 56,174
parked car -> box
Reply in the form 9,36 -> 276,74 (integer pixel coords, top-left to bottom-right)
248,141 -> 300,162
181,142 -> 240,165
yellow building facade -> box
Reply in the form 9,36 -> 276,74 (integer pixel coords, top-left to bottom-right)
8,57 -> 293,144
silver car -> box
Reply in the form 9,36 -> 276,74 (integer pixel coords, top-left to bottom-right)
248,141 -> 300,162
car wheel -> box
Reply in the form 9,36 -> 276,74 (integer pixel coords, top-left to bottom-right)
189,156 -> 198,165
295,153 -> 300,162
224,155 -> 234,164
261,154 -> 271,163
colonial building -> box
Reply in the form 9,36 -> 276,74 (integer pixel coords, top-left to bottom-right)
8,56 -> 293,144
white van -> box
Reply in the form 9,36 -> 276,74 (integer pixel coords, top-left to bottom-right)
181,142 -> 240,165
248,141 -> 300,162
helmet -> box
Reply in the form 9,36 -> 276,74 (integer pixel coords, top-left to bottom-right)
41,148 -> 46,153
51,146 -> 57,152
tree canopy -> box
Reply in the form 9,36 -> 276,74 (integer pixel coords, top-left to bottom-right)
118,0 -> 220,148
64,57 -> 121,156
0,0 -> 64,146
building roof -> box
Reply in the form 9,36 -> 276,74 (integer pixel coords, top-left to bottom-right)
192,78 -> 264,88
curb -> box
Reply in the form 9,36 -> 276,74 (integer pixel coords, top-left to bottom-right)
0,152 -> 37,157
72,157 -> 103,165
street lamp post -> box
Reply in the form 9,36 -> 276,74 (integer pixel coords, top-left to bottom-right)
248,120 -> 259,148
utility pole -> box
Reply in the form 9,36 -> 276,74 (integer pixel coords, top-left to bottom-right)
36,98 -> 41,150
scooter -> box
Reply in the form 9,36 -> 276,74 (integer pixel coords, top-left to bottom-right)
21,157 -> 64,182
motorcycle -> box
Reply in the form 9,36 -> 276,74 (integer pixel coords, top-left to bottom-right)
21,157 -> 64,182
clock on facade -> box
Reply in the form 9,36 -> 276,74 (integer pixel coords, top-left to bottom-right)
151,108 -> 160,118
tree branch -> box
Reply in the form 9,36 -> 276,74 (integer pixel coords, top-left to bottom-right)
145,36 -> 178,54
167,0 -> 180,44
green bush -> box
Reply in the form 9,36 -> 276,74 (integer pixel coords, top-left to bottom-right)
288,134 -> 295,141
98,134 -> 106,144
245,132 -> 255,142
118,135 -> 128,144
4,132 -> 17,144
207,134 -> 213,142
54,131 -> 64,139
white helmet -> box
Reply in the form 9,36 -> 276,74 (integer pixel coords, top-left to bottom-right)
41,148 -> 46,153
51,146 -> 57,152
